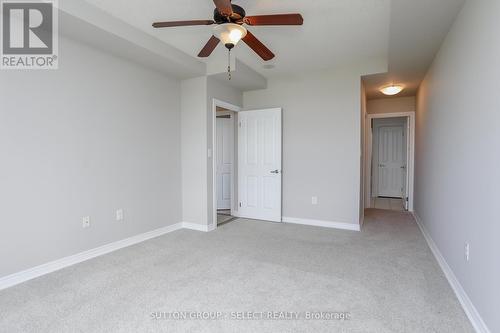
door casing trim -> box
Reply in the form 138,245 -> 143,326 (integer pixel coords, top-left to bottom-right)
365,112 -> 415,211
211,99 -> 241,231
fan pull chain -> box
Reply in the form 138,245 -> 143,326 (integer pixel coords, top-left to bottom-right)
227,49 -> 231,80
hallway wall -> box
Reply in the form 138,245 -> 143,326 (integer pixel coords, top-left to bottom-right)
415,0 -> 499,331
367,96 -> 415,114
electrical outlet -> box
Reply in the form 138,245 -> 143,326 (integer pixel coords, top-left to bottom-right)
312,196 -> 318,205
116,209 -> 124,222
82,216 -> 91,229
464,243 -> 470,262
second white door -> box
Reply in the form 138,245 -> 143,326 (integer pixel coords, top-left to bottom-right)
238,108 -> 282,222
377,125 -> 405,198
216,115 -> 233,210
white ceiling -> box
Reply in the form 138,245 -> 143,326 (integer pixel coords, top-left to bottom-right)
82,0 -> 465,95
83,0 -> 391,78
363,0 -> 465,99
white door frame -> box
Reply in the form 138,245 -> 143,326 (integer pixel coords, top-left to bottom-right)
212,99 -> 241,230
365,112 -> 415,211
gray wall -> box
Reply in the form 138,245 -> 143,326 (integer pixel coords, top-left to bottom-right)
179,76 -> 243,227
415,0 -> 499,331
244,69 -> 362,225
0,36 -> 182,277
360,81 -> 367,224
180,77 -> 208,226
367,96 -> 415,114
206,77 -> 243,225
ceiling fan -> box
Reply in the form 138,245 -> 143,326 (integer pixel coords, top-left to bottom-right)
152,0 -> 304,61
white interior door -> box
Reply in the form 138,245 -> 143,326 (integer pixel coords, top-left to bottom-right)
216,116 -> 233,210
377,125 -> 405,198
238,108 -> 282,222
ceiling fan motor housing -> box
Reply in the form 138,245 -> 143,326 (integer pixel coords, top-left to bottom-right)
214,4 -> 246,24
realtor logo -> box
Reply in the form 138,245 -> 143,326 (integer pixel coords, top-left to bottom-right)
1,0 -> 58,69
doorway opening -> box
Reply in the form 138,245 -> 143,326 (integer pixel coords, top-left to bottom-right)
211,99 -> 283,229
372,117 -> 407,211
215,106 -> 238,226
365,112 -> 415,212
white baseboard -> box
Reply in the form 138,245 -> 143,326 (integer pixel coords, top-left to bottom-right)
412,212 -> 490,333
282,217 -> 361,231
0,223 -> 183,291
182,222 -> 216,232
0,220 -> 222,291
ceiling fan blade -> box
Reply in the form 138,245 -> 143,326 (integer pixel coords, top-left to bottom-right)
153,20 -> 215,28
213,0 -> 233,17
198,36 -> 220,57
242,30 -> 275,61
244,14 -> 304,26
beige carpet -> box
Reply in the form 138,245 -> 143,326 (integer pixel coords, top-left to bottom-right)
217,214 -> 235,225
371,197 -> 405,211
0,209 -> 472,332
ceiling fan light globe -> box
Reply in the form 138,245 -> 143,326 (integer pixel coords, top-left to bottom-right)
229,29 -> 243,43
213,23 -> 247,47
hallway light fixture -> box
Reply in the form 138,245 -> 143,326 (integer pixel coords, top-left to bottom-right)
380,84 -> 404,96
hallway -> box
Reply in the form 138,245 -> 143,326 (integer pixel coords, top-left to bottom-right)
371,197 -> 406,211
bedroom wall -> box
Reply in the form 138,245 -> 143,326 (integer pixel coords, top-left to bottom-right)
180,76 -> 243,228
244,68 -> 363,226
180,77 -> 209,226
206,78 -> 243,225
0,36 -> 182,277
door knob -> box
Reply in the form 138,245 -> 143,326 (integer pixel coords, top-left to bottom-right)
379,164 -> 386,168
270,170 -> 281,174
